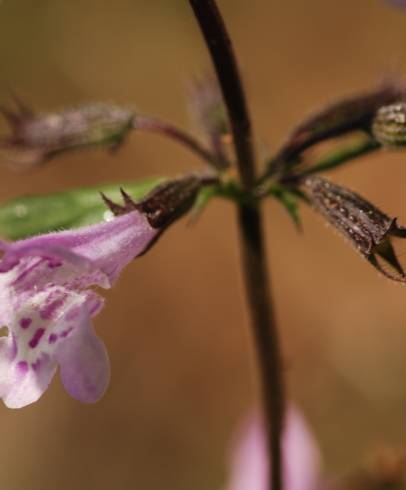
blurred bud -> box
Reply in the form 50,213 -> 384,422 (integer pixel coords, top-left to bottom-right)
102,173 -> 218,229
302,175 -> 406,282
188,73 -> 229,165
372,102 -> 406,146
270,83 -> 404,173
0,99 -> 134,167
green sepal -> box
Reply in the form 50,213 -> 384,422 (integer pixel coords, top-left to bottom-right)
0,177 -> 165,240
267,184 -> 302,230
305,137 -> 380,176
188,184 -> 219,223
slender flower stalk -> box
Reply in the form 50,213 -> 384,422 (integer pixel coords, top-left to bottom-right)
0,97 -> 229,171
188,1 -> 285,489
132,114 -> 229,171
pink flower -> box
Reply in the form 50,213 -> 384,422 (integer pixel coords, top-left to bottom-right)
227,407 -> 322,490
0,211 -> 158,408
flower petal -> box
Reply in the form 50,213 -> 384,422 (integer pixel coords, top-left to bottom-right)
0,283 -> 106,407
0,335 -> 57,409
0,336 -> 16,397
56,313 -> 110,403
0,211 -> 158,284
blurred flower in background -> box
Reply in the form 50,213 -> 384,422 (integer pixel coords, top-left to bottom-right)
227,406 -> 322,490
387,0 -> 406,7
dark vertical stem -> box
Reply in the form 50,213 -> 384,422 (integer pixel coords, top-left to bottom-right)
237,205 -> 284,490
188,2 -> 285,490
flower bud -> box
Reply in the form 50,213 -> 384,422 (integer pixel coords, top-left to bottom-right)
0,100 -> 134,167
302,175 -> 406,282
372,102 -> 406,146
271,83 -> 404,171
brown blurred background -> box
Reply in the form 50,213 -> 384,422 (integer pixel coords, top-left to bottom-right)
1,0 -> 406,488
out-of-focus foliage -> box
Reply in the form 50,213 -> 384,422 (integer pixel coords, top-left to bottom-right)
0,102 -> 135,168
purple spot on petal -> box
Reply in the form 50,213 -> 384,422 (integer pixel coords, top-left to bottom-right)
28,328 -> 45,348
40,296 -> 66,320
31,359 -> 41,371
60,327 -> 74,338
48,333 -> 58,344
64,307 -> 81,322
16,361 -> 29,374
11,258 -> 43,286
47,259 -> 62,269
19,318 -> 32,329
31,353 -> 50,371
11,335 -> 17,358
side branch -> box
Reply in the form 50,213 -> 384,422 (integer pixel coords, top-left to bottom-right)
133,115 -> 229,170
188,0 -> 256,189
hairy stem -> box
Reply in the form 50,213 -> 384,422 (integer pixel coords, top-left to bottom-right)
133,115 -> 229,171
188,1 -> 285,489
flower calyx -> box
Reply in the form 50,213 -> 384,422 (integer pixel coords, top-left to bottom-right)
102,173 -> 219,229
264,83 -> 404,180
302,175 -> 406,282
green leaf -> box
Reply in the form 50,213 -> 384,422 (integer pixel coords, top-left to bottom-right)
268,184 -> 302,230
0,177 -> 165,240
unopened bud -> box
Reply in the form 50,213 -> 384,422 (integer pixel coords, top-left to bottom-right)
302,175 -> 406,282
271,83 -> 404,172
0,100 -> 134,167
372,102 -> 406,146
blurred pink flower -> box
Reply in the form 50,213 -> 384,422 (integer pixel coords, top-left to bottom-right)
227,406 -> 322,490
387,0 -> 406,7
0,211 -> 158,408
